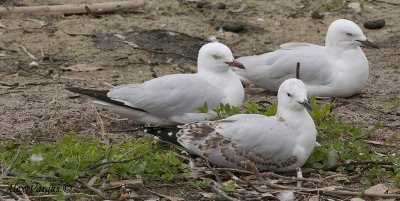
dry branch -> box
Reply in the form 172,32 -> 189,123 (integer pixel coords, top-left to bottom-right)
76,178 -> 105,198
296,62 -> 300,79
209,185 -> 240,201
0,0 -> 146,16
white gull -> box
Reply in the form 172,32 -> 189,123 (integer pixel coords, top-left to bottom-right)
234,19 -> 377,98
67,42 -> 244,126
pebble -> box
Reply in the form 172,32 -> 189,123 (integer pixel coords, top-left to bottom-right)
197,1 -> 226,9
348,2 -> 362,14
221,22 -> 245,33
364,19 -> 385,29
311,10 -> 324,19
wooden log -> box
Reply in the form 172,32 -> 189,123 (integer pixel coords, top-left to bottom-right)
0,0 -> 146,16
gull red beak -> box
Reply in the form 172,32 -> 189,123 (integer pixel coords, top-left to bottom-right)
357,39 -> 379,49
225,59 -> 245,69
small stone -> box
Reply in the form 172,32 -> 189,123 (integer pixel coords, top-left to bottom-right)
208,2 -> 226,9
364,19 -> 385,29
311,10 -> 324,19
197,1 -> 225,9
196,1 -> 209,8
350,198 -> 365,201
218,31 -> 239,39
348,2 -> 362,14
221,22 -> 245,33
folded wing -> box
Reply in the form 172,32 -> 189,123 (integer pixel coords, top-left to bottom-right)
108,74 -> 225,118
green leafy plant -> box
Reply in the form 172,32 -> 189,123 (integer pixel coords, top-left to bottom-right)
192,177 -> 213,187
383,96 -> 400,110
0,133 -> 187,189
321,0 -> 347,10
221,180 -> 238,192
198,101 -> 277,119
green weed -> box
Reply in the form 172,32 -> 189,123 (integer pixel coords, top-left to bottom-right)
0,133 -> 187,188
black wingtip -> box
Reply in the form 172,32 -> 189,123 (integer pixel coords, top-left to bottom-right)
65,87 -> 109,97
140,127 -> 182,146
65,87 -> 148,113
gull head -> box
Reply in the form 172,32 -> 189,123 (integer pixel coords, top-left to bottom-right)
277,78 -> 312,111
197,42 -> 245,72
326,19 -> 378,49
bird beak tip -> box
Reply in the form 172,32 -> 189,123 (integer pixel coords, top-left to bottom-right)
359,39 -> 379,49
225,59 -> 246,69
299,100 -> 313,111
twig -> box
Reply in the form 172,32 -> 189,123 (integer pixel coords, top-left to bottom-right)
86,145 -> 167,170
215,168 -> 253,174
16,188 -> 31,201
119,143 -> 147,160
16,65 -> 50,78
296,167 -> 303,188
322,190 -> 400,199
2,147 -> 20,177
296,62 -> 300,79
76,178 -> 105,198
174,153 -> 191,162
242,160 -> 264,182
26,193 -> 98,199
109,128 -> 139,133
325,160 -> 393,171
262,172 -> 321,183
209,185 -> 240,201
215,168 -> 321,183
371,0 -> 400,6
102,82 -> 114,88
322,173 -> 350,181
57,75 -> 85,80
145,187 -> 184,201
94,109 -> 107,141
20,45 -> 38,60
253,178 -> 400,199
84,6 -> 101,18
0,188 -> 25,201
364,140 -> 398,148
0,0 -> 146,16
87,165 -> 110,186
204,159 -> 222,184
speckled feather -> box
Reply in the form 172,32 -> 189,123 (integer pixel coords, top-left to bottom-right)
143,79 -> 317,172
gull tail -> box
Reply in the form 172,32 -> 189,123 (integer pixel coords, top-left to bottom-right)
140,127 -> 182,146
66,87 -> 110,103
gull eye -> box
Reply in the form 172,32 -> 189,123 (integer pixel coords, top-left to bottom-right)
212,54 -> 221,60
346,32 -> 353,37
287,93 -> 292,97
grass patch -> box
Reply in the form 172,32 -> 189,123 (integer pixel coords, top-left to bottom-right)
0,133 -> 187,190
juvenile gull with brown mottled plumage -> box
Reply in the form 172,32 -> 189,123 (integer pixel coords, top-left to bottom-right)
144,78 -> 317,172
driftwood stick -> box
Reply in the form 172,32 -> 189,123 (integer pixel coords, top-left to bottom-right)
296,62 -> 300,79
0,0 -> 146,16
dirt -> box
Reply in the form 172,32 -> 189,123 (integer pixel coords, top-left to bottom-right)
0,0 -> 399,199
